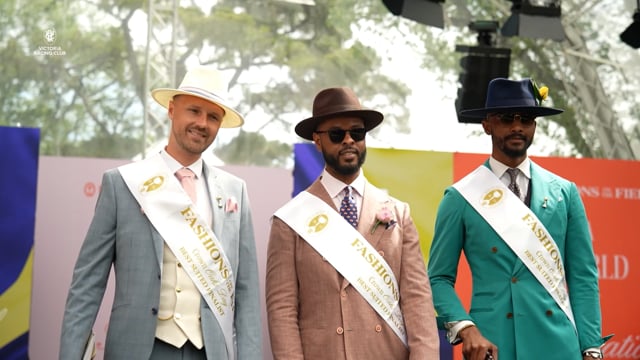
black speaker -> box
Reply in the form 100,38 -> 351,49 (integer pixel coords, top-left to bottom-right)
455,46 -> 511,123
620,12 -> 640,49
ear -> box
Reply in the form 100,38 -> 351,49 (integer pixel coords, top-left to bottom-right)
167,100 -> 175,120
312,133 -> 322,150
481,120 -> 491,135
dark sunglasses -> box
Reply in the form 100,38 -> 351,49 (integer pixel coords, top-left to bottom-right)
315,128 -> 367,143
490,113 -> 536,126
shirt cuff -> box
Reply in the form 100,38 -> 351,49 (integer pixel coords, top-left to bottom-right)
444,320 -> 476,344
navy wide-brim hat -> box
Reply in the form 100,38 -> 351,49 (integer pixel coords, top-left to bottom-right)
460,78 -> 564,118
295,87 -> 383,141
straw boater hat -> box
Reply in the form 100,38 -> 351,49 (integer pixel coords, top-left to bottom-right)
460,78 -> 564,119
295,87 -> 384,140
151,66 -> 244,128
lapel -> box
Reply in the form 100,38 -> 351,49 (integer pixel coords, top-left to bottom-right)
203,164 -> 225,237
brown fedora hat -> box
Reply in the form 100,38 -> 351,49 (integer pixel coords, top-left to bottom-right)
295,87 -> 383,140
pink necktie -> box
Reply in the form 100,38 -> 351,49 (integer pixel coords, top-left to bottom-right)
176,168 -> 197,204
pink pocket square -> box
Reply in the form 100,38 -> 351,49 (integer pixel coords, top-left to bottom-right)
225,197 -> 238,213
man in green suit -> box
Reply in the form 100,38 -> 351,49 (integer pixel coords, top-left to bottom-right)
428,78 -> 611,360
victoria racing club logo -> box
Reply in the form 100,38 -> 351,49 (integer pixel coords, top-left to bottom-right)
44,28 -> 56,44
33,27 -> 66,56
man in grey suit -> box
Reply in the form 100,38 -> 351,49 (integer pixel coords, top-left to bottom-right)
60,66 -> 262,360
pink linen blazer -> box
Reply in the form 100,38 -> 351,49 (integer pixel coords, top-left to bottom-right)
266,178 -> 439,360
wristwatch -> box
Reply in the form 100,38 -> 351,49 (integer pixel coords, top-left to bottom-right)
583,350 -> 604,359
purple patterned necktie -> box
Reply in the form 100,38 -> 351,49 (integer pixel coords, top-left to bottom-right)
339,186 -> 358,228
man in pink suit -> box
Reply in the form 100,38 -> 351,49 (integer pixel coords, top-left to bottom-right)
265,87 -> 440,360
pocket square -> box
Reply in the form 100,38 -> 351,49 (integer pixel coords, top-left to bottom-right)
225,197 -> 238,213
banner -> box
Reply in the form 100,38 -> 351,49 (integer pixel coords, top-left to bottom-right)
0,126 -> 40,360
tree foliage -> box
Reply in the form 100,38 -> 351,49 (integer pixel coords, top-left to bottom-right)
1,0 -> 637,164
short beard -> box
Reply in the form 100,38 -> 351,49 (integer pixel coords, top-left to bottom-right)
323,148 -> 366,176
500,134 -> 532,158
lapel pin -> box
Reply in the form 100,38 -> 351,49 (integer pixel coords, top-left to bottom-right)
542,197 -> 548,208
216,196 -> 223,208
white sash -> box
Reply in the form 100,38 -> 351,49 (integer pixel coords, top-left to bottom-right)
274,191 -> 408,347
119,154 -> 236,360
453,166 -> 575,329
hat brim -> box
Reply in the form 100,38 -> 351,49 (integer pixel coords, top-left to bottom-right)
460,105 -> 564,119
295,110 -> 383,141
151,88 -> 244,128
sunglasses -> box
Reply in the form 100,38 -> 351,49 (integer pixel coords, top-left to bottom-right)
490,113 -> 536,126
315,128 -> 367,143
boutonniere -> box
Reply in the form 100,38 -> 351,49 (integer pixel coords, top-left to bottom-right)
370,207 -> 397,234
531,79 -> 549,106
225,196 -> 238,213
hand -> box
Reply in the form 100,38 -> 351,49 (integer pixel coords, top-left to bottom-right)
459,325 -> 498,360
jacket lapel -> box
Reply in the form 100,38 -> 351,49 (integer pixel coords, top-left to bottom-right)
203,165 -> 225,237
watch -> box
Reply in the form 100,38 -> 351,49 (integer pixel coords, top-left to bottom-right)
583,350 -> 604,359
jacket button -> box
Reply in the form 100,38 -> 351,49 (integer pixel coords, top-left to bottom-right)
375,325 -> 382,332
546,310 -> 553,316
336,327 -> 344,335
151,308 -> 158,315
378,250 -> 385,257
341,291 -> 347,298
506,312 -> 513,319
491,247 -> 498,253
511,277 -> 518,283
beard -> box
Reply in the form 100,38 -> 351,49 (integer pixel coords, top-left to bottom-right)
499,133 -> 533,158
323,148 -> 366,176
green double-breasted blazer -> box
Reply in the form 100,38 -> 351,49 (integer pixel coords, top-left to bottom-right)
428,160 -> 607,360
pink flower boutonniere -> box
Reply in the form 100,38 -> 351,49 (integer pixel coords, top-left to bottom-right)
225,196 -> 238,213
370,207 -> 397,234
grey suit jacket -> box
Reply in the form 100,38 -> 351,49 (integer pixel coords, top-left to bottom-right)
60,162 -> 262,360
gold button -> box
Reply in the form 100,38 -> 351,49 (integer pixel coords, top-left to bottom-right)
375,325 -> 382,332
341,291 -> 347,298
176,287 -> 182,293
336,327 -> 344,334
177,262 -> 182,268
378,250 -> 385,257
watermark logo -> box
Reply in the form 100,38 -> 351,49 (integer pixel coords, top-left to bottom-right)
33,28 -> 67,57
44,28 -> 56,44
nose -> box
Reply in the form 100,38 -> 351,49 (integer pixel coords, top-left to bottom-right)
193,112 -> 208,127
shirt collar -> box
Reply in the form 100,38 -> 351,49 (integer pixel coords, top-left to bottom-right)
489,156 -> 531,180
160,150 -> 204,179
320,168 -> 366,198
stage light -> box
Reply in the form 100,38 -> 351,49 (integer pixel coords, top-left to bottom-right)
501,0 -> 565,41
381,0 -> 445,29
620,4 -> 640,49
